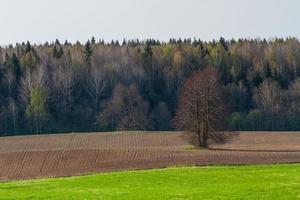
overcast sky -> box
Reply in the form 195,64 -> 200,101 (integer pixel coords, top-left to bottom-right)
0,0 -> 299,45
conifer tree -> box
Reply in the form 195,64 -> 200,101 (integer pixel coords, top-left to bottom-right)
91,37 -> 96,45
84,40 -> 93,63
25,41 -> 32,53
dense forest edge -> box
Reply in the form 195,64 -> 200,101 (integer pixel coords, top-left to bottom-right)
1,37 -> 300,136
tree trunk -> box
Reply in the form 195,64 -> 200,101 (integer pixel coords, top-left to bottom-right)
196,99 -> 202,147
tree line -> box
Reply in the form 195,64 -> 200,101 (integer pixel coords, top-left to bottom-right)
0,37 -> 300,136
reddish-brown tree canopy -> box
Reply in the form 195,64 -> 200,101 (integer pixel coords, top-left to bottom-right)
174,67 -> 233,147
97,84 -> 153,131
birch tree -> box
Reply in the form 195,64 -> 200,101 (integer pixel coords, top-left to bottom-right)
20,65 -> 48,134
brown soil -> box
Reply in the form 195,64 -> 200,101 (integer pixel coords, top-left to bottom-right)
0,131 -> 299,181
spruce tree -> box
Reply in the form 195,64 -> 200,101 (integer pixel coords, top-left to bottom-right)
52,41 -> 64,59
91,37 -> 96,45
25,41 -> 32,53
142,41 -> 153,70
122,39 -> 126,46
219,37 -> 229,52
84,40 -> 93,63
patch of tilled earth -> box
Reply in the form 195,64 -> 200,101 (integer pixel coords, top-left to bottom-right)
0,132 -> 299,181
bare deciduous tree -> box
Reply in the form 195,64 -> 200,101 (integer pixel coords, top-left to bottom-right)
5,70 -> 15,97
7,98 -> 18,135
20,65 -> 49,134
254,79 -> 284,114
98,84 -> 153,131
174,68 -> 233,148
51,55 -> 74,119
87,64 -> 108,111
288,78 -> 300,114
253,79 -> 286,130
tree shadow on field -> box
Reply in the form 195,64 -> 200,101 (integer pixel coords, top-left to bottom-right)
181,132 -> 300,153
181,131 -> 240,149
208,148 -> 300,153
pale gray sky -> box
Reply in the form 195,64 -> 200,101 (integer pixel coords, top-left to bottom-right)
0,0 -> 299,45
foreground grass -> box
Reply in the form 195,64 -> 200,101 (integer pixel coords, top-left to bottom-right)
0,164 -> 299,200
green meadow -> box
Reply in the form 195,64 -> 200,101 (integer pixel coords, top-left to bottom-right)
0,164 -> 299,200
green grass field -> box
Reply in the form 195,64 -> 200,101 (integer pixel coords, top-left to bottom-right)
0,164 -> 299,200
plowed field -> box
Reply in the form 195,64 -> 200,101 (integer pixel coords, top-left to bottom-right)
0,131 -> 299,181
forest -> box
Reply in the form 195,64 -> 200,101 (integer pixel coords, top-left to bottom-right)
0,37 -> 300,136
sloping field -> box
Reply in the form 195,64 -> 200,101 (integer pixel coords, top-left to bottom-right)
1,165 -> 299,200
0,131 -> 299,181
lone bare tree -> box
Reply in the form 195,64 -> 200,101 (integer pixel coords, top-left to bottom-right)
174,67 -> 233,148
